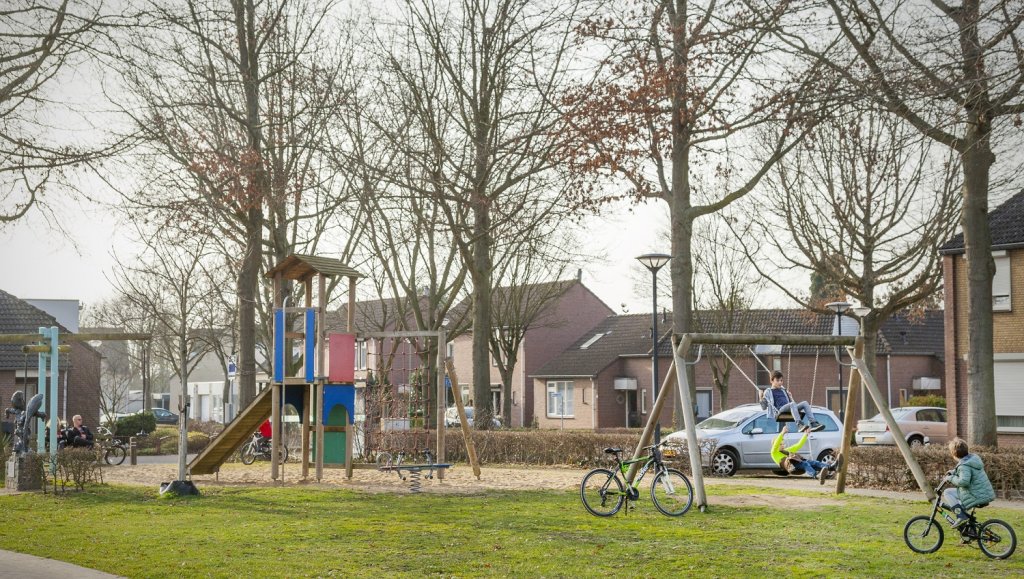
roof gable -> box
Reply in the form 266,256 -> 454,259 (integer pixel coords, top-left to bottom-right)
941,189 -> 1024,253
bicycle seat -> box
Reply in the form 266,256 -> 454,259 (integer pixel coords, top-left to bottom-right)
604,447 -> 622,454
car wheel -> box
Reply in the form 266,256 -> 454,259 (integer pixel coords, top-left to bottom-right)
710,449 -> 738,477
818,449 -> 837,467
908,435 -> 925,448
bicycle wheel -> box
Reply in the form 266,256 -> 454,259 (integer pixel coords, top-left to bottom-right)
240,442 -> 257,465
650,468 -> 694,517
903,516 -> 943,554
580,468 -> 625,517
104,444 -> 127,466
979,519 -> 1017,559
278,444 -> 289,464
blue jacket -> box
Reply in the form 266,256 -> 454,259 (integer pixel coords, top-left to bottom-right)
949,454 -> 996,509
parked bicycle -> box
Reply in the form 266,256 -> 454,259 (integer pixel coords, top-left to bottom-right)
904,477 -> 1016,559
240,432 -> 288,465
95,426 -> 128,466
580,442 -> 693,517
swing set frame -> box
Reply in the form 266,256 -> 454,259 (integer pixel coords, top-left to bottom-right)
627,332 -> 935,513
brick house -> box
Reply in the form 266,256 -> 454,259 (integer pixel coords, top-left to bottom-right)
0,289 -> 102,432
448,279 -> 615,428
327,279 -> 614,429
531,309 -> 945,430
940,189 -> 1024,444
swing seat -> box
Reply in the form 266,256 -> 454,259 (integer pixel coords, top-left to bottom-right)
776,410 -> 796,423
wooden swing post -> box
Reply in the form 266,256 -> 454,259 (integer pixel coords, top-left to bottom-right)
835,338 -> 862,493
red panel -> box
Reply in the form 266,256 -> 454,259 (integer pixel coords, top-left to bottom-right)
328,333 -> 356,383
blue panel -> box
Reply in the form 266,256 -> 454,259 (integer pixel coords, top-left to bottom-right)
305,308 -> 315,382
322,384 -> 355,425
274,308 -> 285,383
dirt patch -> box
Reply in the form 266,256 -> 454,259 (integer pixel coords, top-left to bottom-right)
99,462 -> 844,508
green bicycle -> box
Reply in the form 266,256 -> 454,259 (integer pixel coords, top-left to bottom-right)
580,442 -> 693,517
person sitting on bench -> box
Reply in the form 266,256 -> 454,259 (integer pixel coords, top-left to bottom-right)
762,370 -> 823,431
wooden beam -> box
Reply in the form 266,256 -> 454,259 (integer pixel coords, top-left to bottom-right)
682,333 -> 856,346
671,334 -> 708,512
445,359 -> 480,479
836,338 -> 863,494
0,332 -> 152,344
22,345 -> 71,354
626,358 -> 677,483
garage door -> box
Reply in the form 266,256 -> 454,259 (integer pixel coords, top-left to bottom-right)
995,360 -> 1024,430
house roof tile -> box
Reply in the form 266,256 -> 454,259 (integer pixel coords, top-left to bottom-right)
535,309 -> 945,378
940,189 -> 1024,253
0,289 -> 74,369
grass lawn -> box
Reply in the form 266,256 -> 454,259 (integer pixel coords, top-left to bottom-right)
1,483 -> 1021,577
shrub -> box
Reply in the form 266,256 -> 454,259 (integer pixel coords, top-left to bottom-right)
903,395 -> 946,408
114,412 -> 157,436
845,444 -> 1024,499
53,448 -> 103,492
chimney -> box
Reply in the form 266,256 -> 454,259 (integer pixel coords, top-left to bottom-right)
577,268 -> 582,281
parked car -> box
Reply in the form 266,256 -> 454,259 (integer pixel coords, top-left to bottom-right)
151,407 -> 179,425
855,406 -> 947,447
444,406 -> 501,429
663,403 -> 844,477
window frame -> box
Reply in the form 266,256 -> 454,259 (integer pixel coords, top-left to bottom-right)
546,380 -> 575,418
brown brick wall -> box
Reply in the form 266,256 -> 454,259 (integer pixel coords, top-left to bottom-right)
945,248 -> 1024,439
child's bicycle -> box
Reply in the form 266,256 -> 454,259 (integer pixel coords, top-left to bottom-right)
579,442 -> 693,517
904,476 -> 1016,559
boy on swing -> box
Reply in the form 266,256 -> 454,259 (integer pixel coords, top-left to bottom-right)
762,370 -> 824,432
771,428 -> 839,484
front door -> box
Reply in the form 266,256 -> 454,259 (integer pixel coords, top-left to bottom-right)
626,390 -> 639,427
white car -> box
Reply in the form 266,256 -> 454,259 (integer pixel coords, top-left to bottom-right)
444,406 -> 501,429
855,406 -> 947,447
663,404 -> 844,477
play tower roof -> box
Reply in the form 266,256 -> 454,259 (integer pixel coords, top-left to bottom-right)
264,254 -> 362,281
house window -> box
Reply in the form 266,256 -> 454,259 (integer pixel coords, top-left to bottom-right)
994,252 -> 1011,311
995,358 -> 1024,432
459,384 -> 470,406
696,389 -> 712,420
355,340 -> 368,370
446,341 -> 454,359
640,388 -> 647,414
826,388 -> 842,415
491,384 -> 502,413
547,381 -> 574,417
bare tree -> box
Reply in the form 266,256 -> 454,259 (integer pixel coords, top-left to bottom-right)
562,0 -> 817,426
111,0 -> 361,409
778,0 -> 1024,445
738,105 -> 960,420
360,0 -> 587,427
488,234 -> 578,425
0,0 -> 125,225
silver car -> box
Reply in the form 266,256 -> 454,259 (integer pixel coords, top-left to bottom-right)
663,403 -> 845,477
855,406 -> 947,447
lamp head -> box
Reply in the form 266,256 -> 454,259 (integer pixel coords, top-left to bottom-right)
825,301 -> 851,314
636,253 -> 671,272
852,306 -> 871,318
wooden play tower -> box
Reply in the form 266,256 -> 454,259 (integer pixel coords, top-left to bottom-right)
189,254 -> 361,481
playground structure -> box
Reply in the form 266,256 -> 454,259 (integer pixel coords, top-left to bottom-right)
628,332 -> 935,512
189,254 -> 361,481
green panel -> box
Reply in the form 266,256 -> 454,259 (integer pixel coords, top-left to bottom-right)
323,405 -> 348,464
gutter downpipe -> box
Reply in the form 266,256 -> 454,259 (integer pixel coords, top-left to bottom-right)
887,354 -> 893,408
591,377 -> 596,429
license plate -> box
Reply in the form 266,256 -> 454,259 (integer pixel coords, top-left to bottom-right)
862,437 -> 875,443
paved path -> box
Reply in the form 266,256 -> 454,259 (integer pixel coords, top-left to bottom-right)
0,549 -> 123,578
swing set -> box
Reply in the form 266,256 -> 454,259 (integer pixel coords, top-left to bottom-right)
628,332 -> 934,513
714,343 -> 823,424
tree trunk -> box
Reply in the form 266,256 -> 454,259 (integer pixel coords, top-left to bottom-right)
962,138 -> 997,446
471,200 -> 493,428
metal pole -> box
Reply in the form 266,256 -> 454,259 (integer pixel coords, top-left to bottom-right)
837,313 -> 845,422
48,327 -> 59,470
651,268 -> 660,444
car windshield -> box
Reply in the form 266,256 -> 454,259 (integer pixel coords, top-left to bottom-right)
697,408 -> 754,430
867,408 -> 912,421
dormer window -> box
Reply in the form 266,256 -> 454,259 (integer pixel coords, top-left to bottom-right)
579,333 -> 606,349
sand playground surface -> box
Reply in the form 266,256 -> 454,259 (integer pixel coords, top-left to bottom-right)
100,461 -> 846,509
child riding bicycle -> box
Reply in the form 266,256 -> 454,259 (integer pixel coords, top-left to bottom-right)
943,438 -> 995,529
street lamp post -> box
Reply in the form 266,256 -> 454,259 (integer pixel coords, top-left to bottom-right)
637,253 -> 671,444
826,301 -> 851,422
